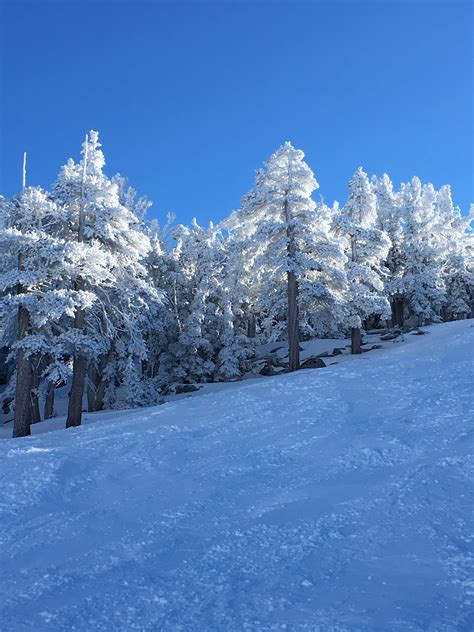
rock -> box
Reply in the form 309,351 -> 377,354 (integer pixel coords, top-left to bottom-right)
380,332 -> 399,341
259,365 -> 275,376
175,384 -> 200,394
410,329 -> 428,335
371,344 -> 383,350
301,357 -> 326,369
332,347 -> 344,356
317,351 -> 331,358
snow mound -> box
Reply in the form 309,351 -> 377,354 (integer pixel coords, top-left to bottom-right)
0,320 -> 473,631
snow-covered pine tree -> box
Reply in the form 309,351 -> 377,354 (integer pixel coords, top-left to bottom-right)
139,218 -> 176,386
297,200 -> 349,339
338,167 -> 391,353
227,142 -> 320,370
0,186 -> 97,436
166,221 -> 217,383
167,220 -> 252,384
398,178 -> 447,326
52,131 -> 159,425
372,173 -> 405,326
435,186 -> 474,320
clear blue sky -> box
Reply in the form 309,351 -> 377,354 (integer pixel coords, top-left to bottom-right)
1,0 -> 472,225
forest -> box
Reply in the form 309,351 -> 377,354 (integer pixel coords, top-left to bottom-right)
1,131 -> 473,438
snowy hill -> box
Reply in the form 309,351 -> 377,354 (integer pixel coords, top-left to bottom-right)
1,320 -> 473,631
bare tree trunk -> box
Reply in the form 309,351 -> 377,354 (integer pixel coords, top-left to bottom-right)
351,327 -> 362,354
30,359 -> 41,424
284,197 -> 300,371
392,298 -> 404,327
287,270 -> 300,370
141,359 -> 150,377
87,360 -> 104,412
87,346 -> 114,412
350,235 -> 361,355
44,381 -> 55,419
247,313 -> 256,338
13,306 -> 32,437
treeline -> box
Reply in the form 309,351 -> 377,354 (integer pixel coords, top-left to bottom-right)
0,133 -> 472,437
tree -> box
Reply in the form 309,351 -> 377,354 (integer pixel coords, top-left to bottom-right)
227,142 -> 319,370
52,131 -> 157,426
372,173 -> 405,326
436,187 -> 474,320
338,167 -> 391,353
167,220 -> 252,384
0,186 -> 95,436
398,178 -> 447,326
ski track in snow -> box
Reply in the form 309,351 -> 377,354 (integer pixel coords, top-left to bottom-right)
0,321 -> 473,631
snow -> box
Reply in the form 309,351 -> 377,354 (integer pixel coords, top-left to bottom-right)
1,320 -> 473,631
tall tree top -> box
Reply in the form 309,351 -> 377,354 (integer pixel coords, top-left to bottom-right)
344,166 -> 377,229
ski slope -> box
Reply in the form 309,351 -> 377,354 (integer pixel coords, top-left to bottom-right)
0,321 -> 473,631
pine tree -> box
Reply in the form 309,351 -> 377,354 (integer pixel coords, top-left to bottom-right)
372,173 -> 405,326
228,142 -> 320,370
398,178 -> 446,326
0,186 -> 96,436
338,167 -> 391,353
52,131 -> 158,425
436,186 -> 474,320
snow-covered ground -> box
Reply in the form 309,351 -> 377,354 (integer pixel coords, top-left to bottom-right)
0,327 -> 410,436
0,320 -> 473,631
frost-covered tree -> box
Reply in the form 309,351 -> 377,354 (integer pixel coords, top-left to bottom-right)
397,178 -> 447,326
52,131 -> 160,425
372,174 -> 405,326
435,187 -> 474,320
141,218 -> 177,384
227,142 -> 323,370
298,200 -> 349,339
168,221 -> 253,384
0,186 -> 97,436
338,167 -> 391,353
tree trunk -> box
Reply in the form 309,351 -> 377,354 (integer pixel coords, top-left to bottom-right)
44,381 -> 55,419
13,306 -> 32,437
284,197 -> 300,372
247,313 -> 256,338
29,360 -> 41,424
351,327 -> 362,355
349,235 -> 362,356
66,302 -> 86,428
87,360 -> 105,412
67,351 -> 87,427
392,298 -> 404,327
287,270 -> 300,371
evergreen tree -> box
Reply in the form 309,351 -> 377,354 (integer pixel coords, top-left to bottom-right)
372,173 -> 405,326
228,142 -> 320,370
52,131 -> 159,425
338,167 -> 391,353
398,178 -> 446,326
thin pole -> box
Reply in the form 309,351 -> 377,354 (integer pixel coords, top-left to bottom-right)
22,152 -> 27,192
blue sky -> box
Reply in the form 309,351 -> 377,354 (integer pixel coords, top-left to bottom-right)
1,0 -> 472,225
